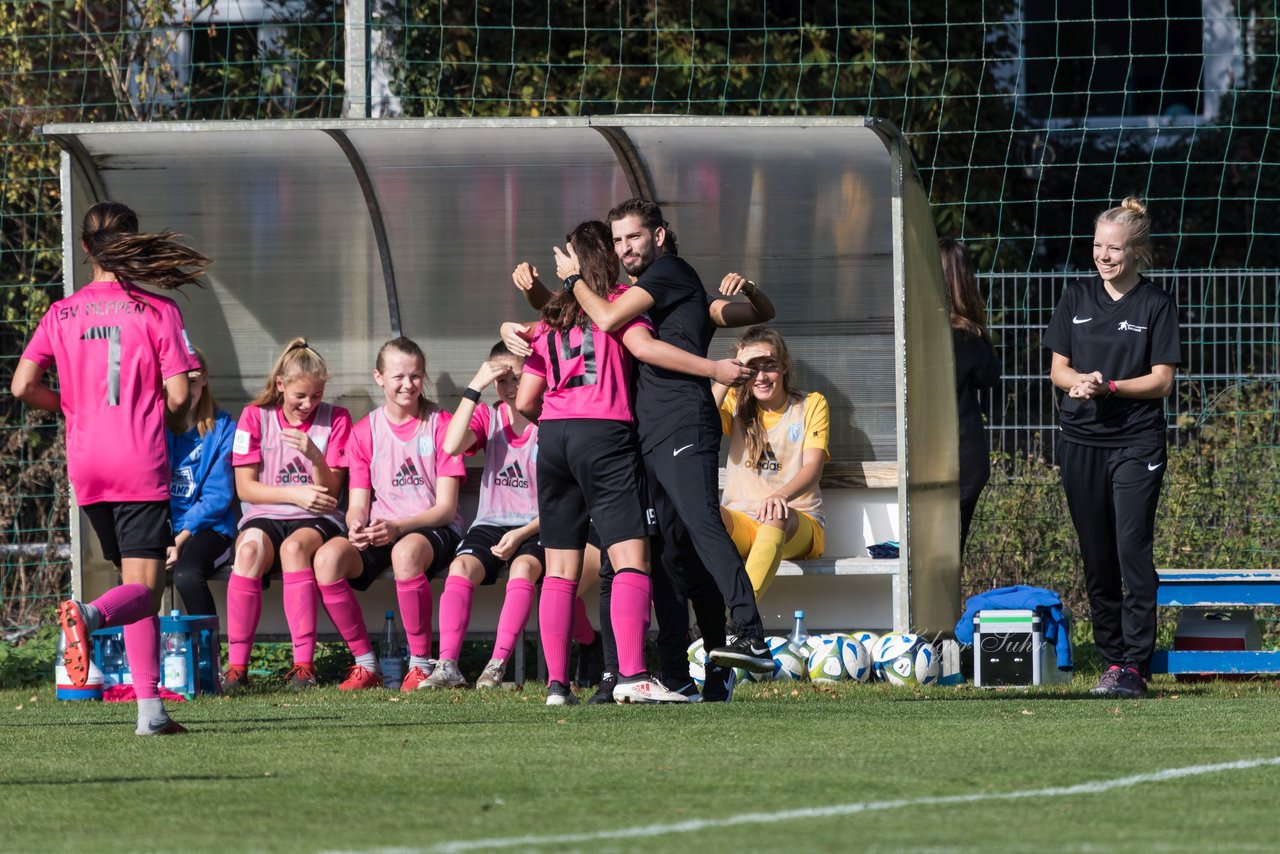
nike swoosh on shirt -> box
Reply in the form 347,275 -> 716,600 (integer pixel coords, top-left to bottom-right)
673,444 -> 694,456
1148,462 -> 1164,471
1072,316 -> 1093,324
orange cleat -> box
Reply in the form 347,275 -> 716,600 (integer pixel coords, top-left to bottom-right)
338,664 -> 383,692
400,665 -> 433,693
286,663 -> 318,692
57,600 -> 91,688
221,665 -> 250,695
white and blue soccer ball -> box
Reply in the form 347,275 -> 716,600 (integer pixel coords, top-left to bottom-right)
871,632 -> 918,680
768,638 -> 808,681
687,638 -> 707,688
839,636 -> 873,683
850,630 -> 882,663
807,637 -> 852,683
875,634 -> 941,687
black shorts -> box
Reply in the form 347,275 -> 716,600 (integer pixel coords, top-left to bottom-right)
83,501 -> 171,564
239,516 -> 344,575
351,526 -> 462,591
454,524 -> 546,585
536,419 -> 648,550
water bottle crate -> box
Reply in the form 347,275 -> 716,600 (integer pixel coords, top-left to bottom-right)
91,614 -> 222,698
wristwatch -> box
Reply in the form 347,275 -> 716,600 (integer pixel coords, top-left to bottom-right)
562,273 -> 583,292
742,280 -> 758,296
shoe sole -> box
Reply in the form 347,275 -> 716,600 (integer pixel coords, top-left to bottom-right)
614,690 -> 692,705
417,679 -> 467,690
546,695 -> 580,706
708,650 -> 774,674
57,601 -> 90,688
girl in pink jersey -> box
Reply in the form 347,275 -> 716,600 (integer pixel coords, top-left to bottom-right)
514,220 -> 697,705
712,327 -> 829,599
421,342 -> 602,690
311,337 -> 464,692
221,338 -> 353,693
13,200 -> 207,735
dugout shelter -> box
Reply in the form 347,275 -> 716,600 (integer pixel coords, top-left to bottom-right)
42,116 -> 961,638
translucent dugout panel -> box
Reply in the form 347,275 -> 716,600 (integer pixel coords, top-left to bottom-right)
44,116 -> 962,637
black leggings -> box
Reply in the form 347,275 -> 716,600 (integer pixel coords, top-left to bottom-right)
171,529 -> 234,618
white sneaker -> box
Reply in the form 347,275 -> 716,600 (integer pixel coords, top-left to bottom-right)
418,658 -> 467,689
546,680 -> 580,705
614,674 -> 692,704
475,658 -> 506,689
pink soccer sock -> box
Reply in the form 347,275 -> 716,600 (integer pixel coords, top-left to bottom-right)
92,583 -> 154,628
318,579 -> 372,657
283,569 -> 319,665
493,578 -> 535,661
123,616 -> 161,700
437,576 -> 475,662
538,576 -> 577,685
396,574 -> 433,659
611,570 -> 652,679
226,574 -> 263,668
571,594 -> 597,646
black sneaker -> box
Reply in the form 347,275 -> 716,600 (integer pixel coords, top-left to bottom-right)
670,679 -> 702,702
1111,668 -> 1147,698
546,680 -> 580,706
587,673 -> 616,705
574,634 -> 604,688
1089,665 -> 1124,696
700,664 -> 735,703
709,634 -> 773,674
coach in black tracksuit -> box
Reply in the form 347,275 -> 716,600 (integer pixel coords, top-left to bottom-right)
562,199 -> 776,678
1041,197 -> 1180,699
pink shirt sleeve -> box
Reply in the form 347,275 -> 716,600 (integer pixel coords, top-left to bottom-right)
463,402 -> 492,454
346,416 -> 374,490
152,297 -> 199,380
522,322 -> 550,379
434,412 -> 467,479
232,405 -> 264,467
20,313 -> 55,368
326,406 -> 352,469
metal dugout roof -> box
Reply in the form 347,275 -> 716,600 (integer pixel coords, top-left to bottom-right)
43,116 -> 961,635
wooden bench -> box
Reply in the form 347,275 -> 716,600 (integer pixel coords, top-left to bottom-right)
1150,569 -> 1280,674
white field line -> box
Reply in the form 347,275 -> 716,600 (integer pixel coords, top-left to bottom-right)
331,755 -> 1280,854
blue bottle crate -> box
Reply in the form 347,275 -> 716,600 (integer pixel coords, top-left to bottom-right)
91,614 -> 221,698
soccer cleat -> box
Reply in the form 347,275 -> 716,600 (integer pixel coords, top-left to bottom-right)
708,634 -> 774,674
338,664 -> 383,692
670,679 -> 702,702
221,665 -> 250,695
614,674 -> 692,704
574,634 -> 605,688
57,600 -> 91,688
400,665 -> 433,693
475,658 -> 507,689
587,674 -> 617,705
1111,668 -> 1148,698
136,717 -> 189,736
418,658 -> 467,689
286,663 -> 318,692
546,680 -> 580,706
1089,665 -> 1124,696
700,664 -> 735,703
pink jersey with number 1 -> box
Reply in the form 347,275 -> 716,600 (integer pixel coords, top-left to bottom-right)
20,280 -> 199,505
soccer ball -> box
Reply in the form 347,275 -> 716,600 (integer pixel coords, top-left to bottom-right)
768,637 -> 808,681
850,630 -> 882,662
807,637 -> 852,683
878,637 -> 941,687
870,632 -> 918,680
688,638 -> 707,688
840,637 -> 873,683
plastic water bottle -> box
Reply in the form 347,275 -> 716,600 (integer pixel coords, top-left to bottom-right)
789,609 -> 810,652
380,611 -> 403,689
99,635 -> 125,686
162,612 -> 189,692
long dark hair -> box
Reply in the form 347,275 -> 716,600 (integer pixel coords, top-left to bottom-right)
81,201 -> 210,291
938,238 -> 990,345
541,220 -> 621,332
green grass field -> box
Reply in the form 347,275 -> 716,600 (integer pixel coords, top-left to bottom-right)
3,676 -> 1280,853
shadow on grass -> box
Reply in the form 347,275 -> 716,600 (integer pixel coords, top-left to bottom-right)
0,772 -> 276,787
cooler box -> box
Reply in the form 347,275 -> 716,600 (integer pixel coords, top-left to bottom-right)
1173,609 -> 1261,681
91,614 -> 222,698
973,609 -> 1071,687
